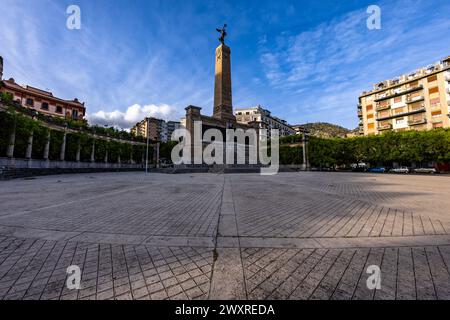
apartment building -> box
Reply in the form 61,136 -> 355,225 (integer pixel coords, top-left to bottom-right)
131,117 -> 169,142
235,105 -> 296,137
166,121 -> 180,140
0,56 -> 86,121
358,56 -> 450,135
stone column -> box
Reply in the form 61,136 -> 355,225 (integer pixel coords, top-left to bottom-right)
75,142 -> 81,162
43,131 -> 50,160
25,131 -> 34,159
90,140 -> 95,162
59,132 -> 67,161
213,44 -> 235,123
6,125 -> 16,158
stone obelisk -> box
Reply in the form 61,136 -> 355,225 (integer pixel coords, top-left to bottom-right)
213,43 -> 236,123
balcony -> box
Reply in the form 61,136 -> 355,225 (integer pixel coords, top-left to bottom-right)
377,105 -> 426,121
357,110 -> 362,117
430,103 -> 441,111
374,85 -> 423,102
377,123 -> 392,131
376,103 -> 391,111
408,118 -> 427,126
406,95 -> 424,104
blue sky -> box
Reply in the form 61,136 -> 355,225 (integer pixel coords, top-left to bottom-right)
1,0 -> 449,129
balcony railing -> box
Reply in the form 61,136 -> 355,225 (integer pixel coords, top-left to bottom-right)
377,124 -> 392,131
406,95 -> 424,103
374,85 -> 423,101
430,103 -> 441,111
377,105 -> 426,121
357,110 -> 362,117
408,118 -> 427,126
376,104 -> 391,111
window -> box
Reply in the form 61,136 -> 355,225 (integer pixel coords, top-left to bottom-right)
379,110 -> 389,117
56,106 -> 63,113
72,109 -> 78,120
396,118 -> 404,124
367,114 -> 374,119
366,104 -> 373,111
394,108 -> 405,114
431,110 -> 442,117
433,122 -> 443,129
430,98 -> 440,106
41,102 -> 49,110
246,112 -> 250,115
429,87 -> 439,94
394,97 -> 402,103
368,123 -> 375,130
26,98 -> 34,106
427,75 -> 437,82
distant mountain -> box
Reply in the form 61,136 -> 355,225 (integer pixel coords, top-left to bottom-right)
300,122 -> 351,138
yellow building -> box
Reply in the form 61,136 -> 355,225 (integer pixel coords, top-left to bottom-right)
358,56 -> 450,135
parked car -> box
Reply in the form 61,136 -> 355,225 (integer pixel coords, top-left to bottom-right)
368,167 -> 386,173
413,168 -> 437,174
390,166 -> 409,174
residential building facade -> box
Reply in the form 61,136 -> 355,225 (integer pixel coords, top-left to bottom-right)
166,121 -> 180,140
131,117 -> 169,142
235,105 -> 296,137
0,56 -> 86,121
358,56 -> 450,135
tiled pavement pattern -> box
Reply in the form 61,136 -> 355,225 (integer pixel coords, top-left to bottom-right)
242,246 -> 450,300
0,172 -> 449,300
0,236 -> 212,300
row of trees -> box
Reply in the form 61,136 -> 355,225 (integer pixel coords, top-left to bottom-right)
304,129 -> 450,168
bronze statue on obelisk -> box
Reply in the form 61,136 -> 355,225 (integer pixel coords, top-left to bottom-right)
216,24 -> 227,45
213,24 -> 235,122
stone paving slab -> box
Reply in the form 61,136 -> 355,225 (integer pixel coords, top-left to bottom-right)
0,172 -> 449,300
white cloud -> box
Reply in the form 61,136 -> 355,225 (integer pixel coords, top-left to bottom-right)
87,103 -> 180,129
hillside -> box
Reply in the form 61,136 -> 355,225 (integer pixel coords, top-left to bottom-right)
300,122 -> 351,138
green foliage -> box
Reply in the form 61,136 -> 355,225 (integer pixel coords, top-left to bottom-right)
160,141 -> 177,160
0,107 -> 146,162
304,129 -> 450,168
279,146 -> 303,165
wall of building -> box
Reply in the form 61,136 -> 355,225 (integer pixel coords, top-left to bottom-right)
358,57 -> 450,135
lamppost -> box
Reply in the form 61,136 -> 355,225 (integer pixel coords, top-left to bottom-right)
145,117 -> 149,174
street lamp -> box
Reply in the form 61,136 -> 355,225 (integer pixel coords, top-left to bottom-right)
145,117 -> 149,174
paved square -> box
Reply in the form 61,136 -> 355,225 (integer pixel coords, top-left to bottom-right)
0,172 -> 449,300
